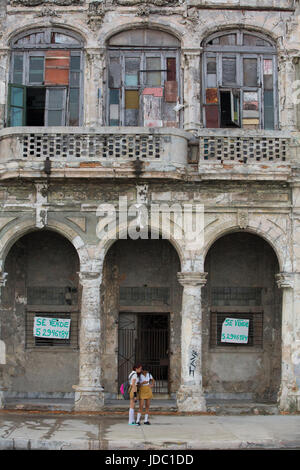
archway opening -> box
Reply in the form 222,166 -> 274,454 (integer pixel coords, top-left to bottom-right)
203,231 -> 282,403
1,230 -> 80,398
101,237 -> 181,398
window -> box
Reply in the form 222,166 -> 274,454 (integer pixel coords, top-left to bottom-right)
25,285 -> 79,349
210,311 -> 263,348
8,28 -> 83,127
107,29 -> 180,127
203,30 -> 277,130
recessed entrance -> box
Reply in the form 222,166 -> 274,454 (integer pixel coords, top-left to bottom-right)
118,312 -> 169,394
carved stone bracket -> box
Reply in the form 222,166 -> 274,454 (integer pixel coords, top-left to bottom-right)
237,209 -> 249,230
276,272 -> 294,289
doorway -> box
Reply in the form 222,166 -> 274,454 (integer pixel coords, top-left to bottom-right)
118,312 -> 169,394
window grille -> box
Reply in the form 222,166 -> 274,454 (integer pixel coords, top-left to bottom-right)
26,311 -> 79,348
210,311 -> 263,348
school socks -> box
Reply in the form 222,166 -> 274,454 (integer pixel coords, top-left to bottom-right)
128,408 -> 135,424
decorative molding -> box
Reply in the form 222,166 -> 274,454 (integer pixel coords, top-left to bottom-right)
9,0 -> 83,6
276,272 -> 294,289
177,271 -> 207,287
237,209 -> 249,230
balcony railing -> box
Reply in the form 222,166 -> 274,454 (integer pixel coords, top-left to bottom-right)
198,129 -> 292,180
0,127 -> 191,180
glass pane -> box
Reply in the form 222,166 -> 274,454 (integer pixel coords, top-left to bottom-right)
11,86 -> 24,107
125,90 -> 139,109
13,55 -> 23,84
69,88 -> 79,126
264,90 -> 274,130
243,34 -> 271,47
207,57 -> 217,87
48,89 -> 64,109
10,107 -> 23,126
146,57 -> 161,86
243,91 -> 260,129
51,33 -> 80,45
263,59 -> 273,90
219,34 -> 236,45
243,58 -> 257,86
48,110 -> 63,126
29,56 -> 44,83
125,57 -> 140,87
70,55 -> 81,87
222,57 -> 236,85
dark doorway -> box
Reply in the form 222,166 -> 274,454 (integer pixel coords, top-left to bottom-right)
118,312 -> 169,394
26,87 -> 46,126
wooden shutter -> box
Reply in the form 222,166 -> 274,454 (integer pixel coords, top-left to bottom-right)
7,84 -> 26,127
45,50 -> 70,86
205,104 -> 220,128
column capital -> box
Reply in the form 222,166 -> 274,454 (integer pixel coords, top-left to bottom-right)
78,271 -> 102,286
177,271 -> 207,287
0,272 -> 7,288
276,272 -> 294,289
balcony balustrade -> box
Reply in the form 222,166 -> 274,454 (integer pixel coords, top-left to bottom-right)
0,127 -> 191,180
198,129 -> 293,181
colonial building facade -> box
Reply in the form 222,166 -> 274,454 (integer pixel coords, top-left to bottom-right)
0,0 -> 300,413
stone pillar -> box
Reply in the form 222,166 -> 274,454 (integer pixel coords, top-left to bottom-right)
176,271 -> 207,412
0,271 -> 7,409
73,270 -> 104,411
182,49 -> 202,133
276,272 -> 298,411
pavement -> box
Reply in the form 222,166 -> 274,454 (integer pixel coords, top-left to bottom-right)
0,407 -> 300,450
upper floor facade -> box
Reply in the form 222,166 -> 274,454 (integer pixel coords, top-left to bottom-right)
0,0 -> 299,181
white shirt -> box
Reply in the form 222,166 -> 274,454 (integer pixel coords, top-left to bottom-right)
129,371 -> 139,385
139,372 -> 153,386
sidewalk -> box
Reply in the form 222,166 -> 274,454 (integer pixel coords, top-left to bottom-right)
0,410 -> 300,450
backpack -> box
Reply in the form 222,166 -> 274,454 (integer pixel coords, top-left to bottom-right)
120,371 -> 135,400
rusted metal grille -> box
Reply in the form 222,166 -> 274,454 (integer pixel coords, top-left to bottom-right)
210,311 -> 263,348
118,313 -> 169,394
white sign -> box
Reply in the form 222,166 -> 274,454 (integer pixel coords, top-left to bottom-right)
221,317 -> 249,344
33,317 -> 71,340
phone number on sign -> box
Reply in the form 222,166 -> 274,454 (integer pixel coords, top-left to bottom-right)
34,328 -> 69,339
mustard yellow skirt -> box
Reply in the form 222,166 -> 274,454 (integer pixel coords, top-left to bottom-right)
129,387 -> 139,400
139,385 -> 153,400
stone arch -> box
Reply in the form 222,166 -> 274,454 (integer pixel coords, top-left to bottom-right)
6,21 -> 88,47
203,218 -> 289,273
101,20 -> 184,46
95,221 -> 185,272
0,219 -> 90,273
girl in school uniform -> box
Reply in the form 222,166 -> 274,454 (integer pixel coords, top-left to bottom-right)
136,369 -> 155,425
128,363 -> 142,425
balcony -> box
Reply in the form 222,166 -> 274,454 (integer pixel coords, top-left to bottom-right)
0,127 -> 192,181
198,129 -> 293,181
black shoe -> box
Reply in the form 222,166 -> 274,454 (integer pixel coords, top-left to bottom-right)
135,422 -> 141,426
144,421 -> 151,425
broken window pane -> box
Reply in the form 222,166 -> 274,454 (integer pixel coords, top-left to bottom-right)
167,58 -> 176,81
125,90 -> 139,126
222,57 -> 236,85
146,58 -> 161,86
29,56 -> 44,83
243,58 -> 258,87
109,89 -> 119,126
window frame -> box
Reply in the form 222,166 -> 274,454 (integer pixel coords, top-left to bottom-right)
202,30 -> 278,130
107,45 -> 181,127
8,28 -> 84,128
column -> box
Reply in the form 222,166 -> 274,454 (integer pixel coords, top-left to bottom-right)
176,271 -> 207,412
276,272 -> 298,411
182,49 -> 202,133
73,270 -> 104,411
0,271 -> 7,408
